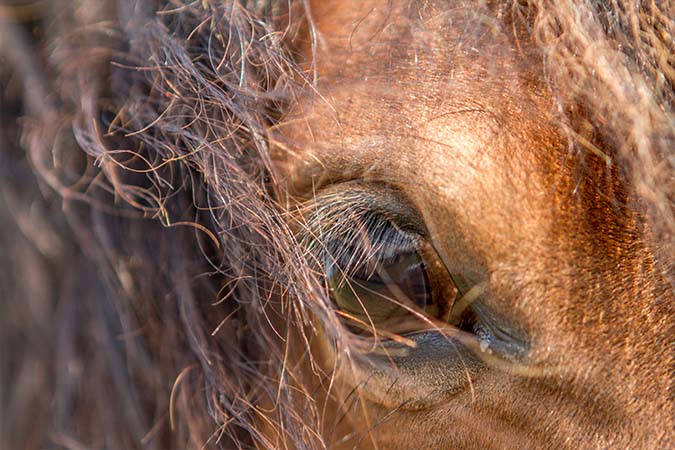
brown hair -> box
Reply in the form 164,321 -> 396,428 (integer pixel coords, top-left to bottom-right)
1,1 -> 672,448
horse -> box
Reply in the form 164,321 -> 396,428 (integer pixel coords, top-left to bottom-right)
0,0 -> 673,448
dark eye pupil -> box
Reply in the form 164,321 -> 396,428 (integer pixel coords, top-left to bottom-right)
327,250 -> 431,331
376,252 -> 430,309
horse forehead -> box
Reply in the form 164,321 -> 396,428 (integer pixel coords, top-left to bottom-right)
306,0 -> 538,85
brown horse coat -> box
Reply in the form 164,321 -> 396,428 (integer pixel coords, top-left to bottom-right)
1,1 -> 673,448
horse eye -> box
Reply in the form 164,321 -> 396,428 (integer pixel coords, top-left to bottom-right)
326,224 -> 461,336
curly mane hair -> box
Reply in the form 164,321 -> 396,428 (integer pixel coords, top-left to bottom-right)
1,0 -> 672,448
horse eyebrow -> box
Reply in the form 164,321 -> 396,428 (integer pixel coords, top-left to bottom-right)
298,182 -> 429,237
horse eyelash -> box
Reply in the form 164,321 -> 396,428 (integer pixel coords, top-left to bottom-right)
305,205 -> 420,280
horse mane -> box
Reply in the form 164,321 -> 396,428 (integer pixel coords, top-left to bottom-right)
0,1 -> 672,448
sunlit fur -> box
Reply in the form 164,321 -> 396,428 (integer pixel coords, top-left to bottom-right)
0,0 -> 673,449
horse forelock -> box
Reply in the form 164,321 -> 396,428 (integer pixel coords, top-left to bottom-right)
0,0 -> 673,449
